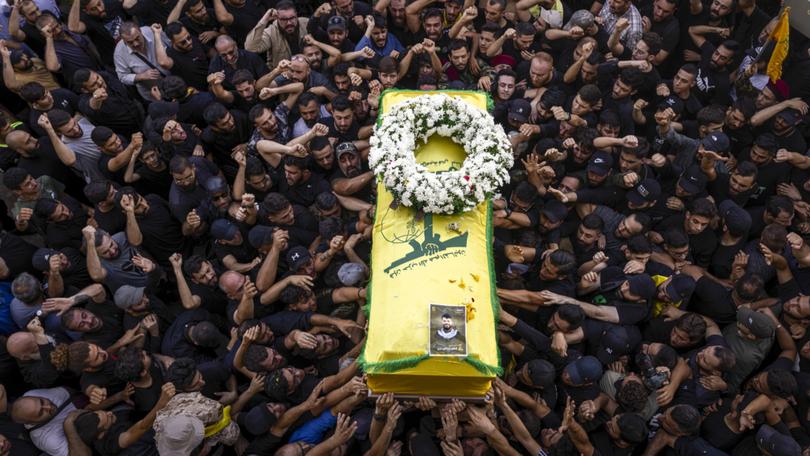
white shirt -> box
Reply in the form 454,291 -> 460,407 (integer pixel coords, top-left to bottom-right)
24,387 -> 76,456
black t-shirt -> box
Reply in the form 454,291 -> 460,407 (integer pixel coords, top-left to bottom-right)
19,137 -> 83,189
82,300 -> 125,349
94,206 -> 127,235
80,358 -> 126,394
29,89 -> 78,137
0,232 -> 38,279
77,72 -> 144,137
43,197 -> 88,250
186,281 -> 228,317
278,174 -> 331,208
259,204 -> 319,248
166,40 -> 210,90
132,358 -> 164,413
591,430 -> 634,456
213,240 -> 258,266
93,410 -> 131,455
136,195 -> 187,265
695,41 -> 731,106
125,0 -> 176,26
132,163 -> 172,200
221,1 -> 265,47
0,416 -> 40,456
200,110 -> 252,177
80,6 -> 125,66
709,239 -> 745,279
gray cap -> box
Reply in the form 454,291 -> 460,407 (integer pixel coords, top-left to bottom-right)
338,262 -> 365,286
564,10 -> 594,31
737,307 -> 776,339
114,285 -> 145,310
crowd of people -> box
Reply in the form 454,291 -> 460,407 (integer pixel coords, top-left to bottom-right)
0,0 -> 808,454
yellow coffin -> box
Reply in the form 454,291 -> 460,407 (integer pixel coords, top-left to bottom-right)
360,90 -> 501,398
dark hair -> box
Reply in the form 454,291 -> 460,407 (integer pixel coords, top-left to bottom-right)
19,82 -> 46,104
3,167 -> 29,191
46,109 -> 71,129
203,102 -> 229,125
33,197 -> 59,220
237,319 -> 262,338
726,166 -> 756,189
663,228 -> 689,249
621,136 -> 649,158
696,105 -> 725,127
627,212 -> 652,233
515,21 -> 535,36
766,195 -> 795,219
557,303 -> 585,329
761,223 -> 788,253
244,345 -> 271,372
422,7 -> 443,21
688,198 -> 717,218
669,404 -> 701,435
540,88 -> 566,109
651,344 -> 678,370
113,346 -> 144,382
276,0 -> 295,11
72,68 -> 93,91
332,95 -> 352,112
90,126 -> 115,146
480,22 -> 500,35
165,21 -> 185,40
310,135 -> 331,152
73,411 -> 100,445
316,192 -> 338,211
160,76 -> 188,99
231,69 -> 255,86
283,155 -> 308,171
319,217 -> 343,239
626,234 -> 652,254
720,39 -> 739,52
731,96 -> 756,119
640,32 -> 662,55
332,62 -> 351,78
616,380 -> 648,412
581,213 -> 604,232
280,284 -> 309,305
549,250 -> 576,277
296,91 -> 319,108
734,273 -> 765,302
488,0 -> 507,9
83,181 -> 111,204
166,357 -> 199,390
618,68 -> 643,91
674,313 -> 706,344
578,84 -> 601,105
599,110 -> 620,127
711,346 -> 736,370
245,156 -> 266,178
182,254 -> 207,277
169,155 -> 191,174
262,193 -> 290,214
585,50 -> 603,66
247,104 -> 270,124
766,369 -> 797,399
679,63 -> 698,77
371,12 -> 386,28
513,181 -> 537,203
448,39 -> 468,53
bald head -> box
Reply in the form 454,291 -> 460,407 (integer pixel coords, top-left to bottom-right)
11,396 -> 57,424
6,130 -> 33,152
218,270 -> 245,299
6,331 -> 38,360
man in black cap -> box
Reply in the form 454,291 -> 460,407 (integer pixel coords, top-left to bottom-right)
330,141 -> 373,200
210,218 -> 260,273
708,200 -> 752,279
161,308 -> 227,363
742,133 -> 789,205
771,108 -> 806,153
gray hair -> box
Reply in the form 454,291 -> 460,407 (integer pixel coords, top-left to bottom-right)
11,273 -> 42,304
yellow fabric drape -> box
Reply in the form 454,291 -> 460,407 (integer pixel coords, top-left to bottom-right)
362,91 -> 500,398
767,7 -> 791,82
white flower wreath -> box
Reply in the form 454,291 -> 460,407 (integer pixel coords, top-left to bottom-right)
369,94 -> 513,215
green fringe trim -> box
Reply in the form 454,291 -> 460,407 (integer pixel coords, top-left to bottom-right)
464,355 -> 503,376
485,199 -> 504,376
358,353 -> 430,373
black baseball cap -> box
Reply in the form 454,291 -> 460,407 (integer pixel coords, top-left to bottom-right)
508,99 -> 532,124
587,151 -> 613,176
626,178 -> 661,205
595,325 -> 631,364
718,199 -> 752,236
657,95 -> 684,117
327,15 -> 347,32
626,274 -> 656,300
699,132 -> 730,154
526,359 -> 556,388
664,274 -> 696,302
677,165 -> 707,195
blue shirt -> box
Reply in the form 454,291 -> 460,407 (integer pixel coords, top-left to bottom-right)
354,33 -> 405,59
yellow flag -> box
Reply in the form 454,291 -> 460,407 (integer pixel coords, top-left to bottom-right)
361,90 -> 501,398
767,7 -> 791,82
